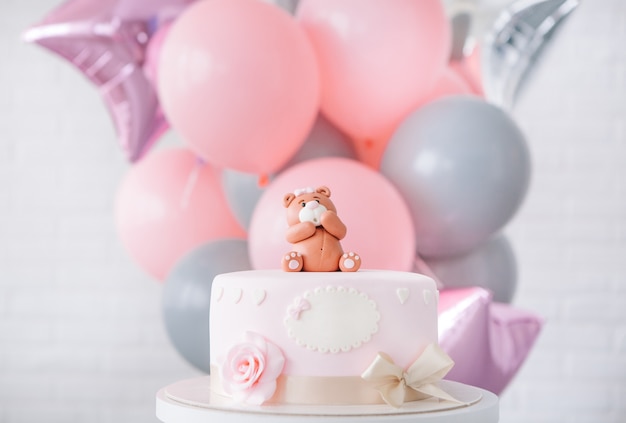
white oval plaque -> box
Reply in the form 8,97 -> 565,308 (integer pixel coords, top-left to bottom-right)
284,286 -> 380,354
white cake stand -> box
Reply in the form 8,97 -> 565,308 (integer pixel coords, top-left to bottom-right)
156,376 -> 499,423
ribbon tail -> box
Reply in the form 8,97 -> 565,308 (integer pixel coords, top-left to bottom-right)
376,381 -> 407,408
362,353 -> 408,408
411,383 -> 466,405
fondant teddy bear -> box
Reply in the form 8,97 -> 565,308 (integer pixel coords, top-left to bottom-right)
281,186 -> 361,272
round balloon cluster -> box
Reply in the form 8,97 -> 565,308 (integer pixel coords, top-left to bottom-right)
26,0 -> 539,394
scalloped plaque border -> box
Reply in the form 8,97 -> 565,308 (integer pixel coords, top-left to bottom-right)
284,286 -> 380,354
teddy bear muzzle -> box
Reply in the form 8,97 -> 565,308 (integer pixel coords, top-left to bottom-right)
299,201 -> 327,226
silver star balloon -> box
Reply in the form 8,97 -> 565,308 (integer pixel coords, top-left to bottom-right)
481,0 -> 580,108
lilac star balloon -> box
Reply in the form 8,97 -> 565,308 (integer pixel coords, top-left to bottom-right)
438,287 -> 543,395
23,0 -> 195,161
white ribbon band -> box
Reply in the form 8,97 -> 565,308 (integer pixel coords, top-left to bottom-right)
210,367 -> 429,405
210,344 -> 465,407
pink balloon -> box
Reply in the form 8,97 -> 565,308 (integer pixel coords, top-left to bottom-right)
144,22 -> 172,87
158,0 -> 320,176
417,67 -> 474,107
115,148 -> 246,281
248,158 -> 416,271
297,0 -> 451,155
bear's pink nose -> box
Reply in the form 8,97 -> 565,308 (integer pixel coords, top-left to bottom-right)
305,201 -> 319,209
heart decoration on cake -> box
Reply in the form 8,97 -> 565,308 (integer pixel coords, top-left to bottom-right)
230,287 -> 243,304
252,289 -> 267,306
396,288 -> 410,305
214,286 -> 224,302
423,289 -> 435,306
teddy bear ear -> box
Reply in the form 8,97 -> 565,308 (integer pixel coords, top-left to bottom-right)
316,186 -> 331,197
283,193 -> 296,208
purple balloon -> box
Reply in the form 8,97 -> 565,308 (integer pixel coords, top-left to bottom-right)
381,96 -> 530,258
23,0 -> 195,161
439,287 -> 543,395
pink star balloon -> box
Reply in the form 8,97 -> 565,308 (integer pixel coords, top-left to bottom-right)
23,0 -> 195,161
438,287 -> 543,394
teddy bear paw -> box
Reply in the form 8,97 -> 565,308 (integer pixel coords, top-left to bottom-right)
282,251 -> 303,272
339,252 -> 361,272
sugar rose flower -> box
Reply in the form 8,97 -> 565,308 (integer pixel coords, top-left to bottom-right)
221,331 -> 285,405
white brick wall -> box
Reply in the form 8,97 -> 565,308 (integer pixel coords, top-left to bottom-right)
0,0 -> 624,422
498,1 -> 626,422
0,1 -> 200,422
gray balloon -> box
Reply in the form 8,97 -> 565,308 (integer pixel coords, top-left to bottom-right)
283,113 -> 356,168
267,0 -> 300,15
424,234 -> 518,303
222,114 -> 356,229
380,95 -> 531,258
221,169 -> 264,232
163,239 -> 251,373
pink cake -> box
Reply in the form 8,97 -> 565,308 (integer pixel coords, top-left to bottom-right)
209,269 -> 450,407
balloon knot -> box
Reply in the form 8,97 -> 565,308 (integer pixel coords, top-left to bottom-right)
257,174 -> 269,188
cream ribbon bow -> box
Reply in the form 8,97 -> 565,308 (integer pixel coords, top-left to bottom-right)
361,343 -> 463,408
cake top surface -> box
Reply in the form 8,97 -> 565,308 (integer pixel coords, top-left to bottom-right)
214,269 -> 436,286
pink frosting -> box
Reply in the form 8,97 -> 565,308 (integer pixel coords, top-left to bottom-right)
221,331 -> 285,405
211,270 -> 438,378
